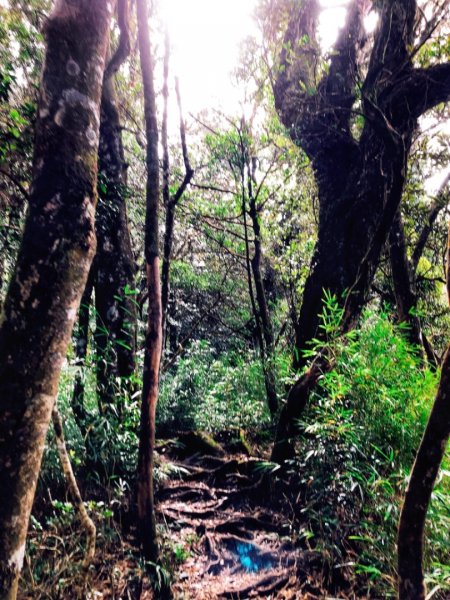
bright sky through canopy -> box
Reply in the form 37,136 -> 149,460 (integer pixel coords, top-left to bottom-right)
161,0 -> 258,115
161,0 -> 366,116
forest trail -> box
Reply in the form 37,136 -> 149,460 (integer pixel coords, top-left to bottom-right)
157,437 -> 323,599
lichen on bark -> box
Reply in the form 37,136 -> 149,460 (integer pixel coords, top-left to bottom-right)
0,2 -> 112,598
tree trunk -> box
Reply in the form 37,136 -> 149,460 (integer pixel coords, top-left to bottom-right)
161,71 -> 194,340
389,210 -> 425,355
274,0 -> 450,371
397,223 -> 450,599
136,0 -> 162,564
247,161 -> 278,416
0,2 -> 111,598
71,271 -> 94,436
95,67 -> 136,411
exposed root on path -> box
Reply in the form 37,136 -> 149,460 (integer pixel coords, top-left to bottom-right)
156,439 -> 325,599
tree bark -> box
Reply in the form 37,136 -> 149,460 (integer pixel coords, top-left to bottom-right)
0,2 -> 111,598
389,210 -> 425,355
397,222 -> 450,599
136,0 -> 162,564
71,270 -> 94,436
95,69 -> 137,411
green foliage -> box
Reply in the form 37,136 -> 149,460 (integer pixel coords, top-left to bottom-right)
290,299 -> 449,596
158,340 -> 272,431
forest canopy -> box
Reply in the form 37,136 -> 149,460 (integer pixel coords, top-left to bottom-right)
0,0 -> 449,599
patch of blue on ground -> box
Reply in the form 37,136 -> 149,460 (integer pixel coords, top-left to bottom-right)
233,542 -> 273,573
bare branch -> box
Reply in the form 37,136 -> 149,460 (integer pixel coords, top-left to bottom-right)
411,172 -> 450,273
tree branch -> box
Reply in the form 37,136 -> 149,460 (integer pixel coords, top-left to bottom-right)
412,172 -> 450,273
104,0 -> 131,82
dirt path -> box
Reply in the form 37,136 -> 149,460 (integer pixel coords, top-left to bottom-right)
157,444 -> 323,599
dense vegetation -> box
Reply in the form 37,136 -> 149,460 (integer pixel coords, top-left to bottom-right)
0,1 -> 449,599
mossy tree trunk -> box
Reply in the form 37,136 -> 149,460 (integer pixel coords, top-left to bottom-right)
136,0 -> 162,564
0,2 -> 112,598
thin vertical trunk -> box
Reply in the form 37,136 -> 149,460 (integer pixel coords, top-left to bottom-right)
71,271 -> 94,436
52,405 -> 96,570
241,167 -> 263,348
0,2 -> 111,598
136,0 -> 162,564
247,159 -> 278,416
397,222 -> 450,599
389,210 -> 425,355
161,71 -> 194,337
95,42 -> 136,412
160,31 -> 171,332
389,208 -> 440,367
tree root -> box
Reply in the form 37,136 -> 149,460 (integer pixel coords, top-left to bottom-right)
214,514 -> 280,536
158,483 -> 216,502
52,406 -> 96,571
219,574 -> 290,598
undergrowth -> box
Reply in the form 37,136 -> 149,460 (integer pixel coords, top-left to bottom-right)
157,339 -> 274,432
26,299 -> 449,598
290,296 -> 449,597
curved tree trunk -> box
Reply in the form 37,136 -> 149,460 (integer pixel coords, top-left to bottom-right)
397,223 -> 450,599
0,2 -> 111,598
